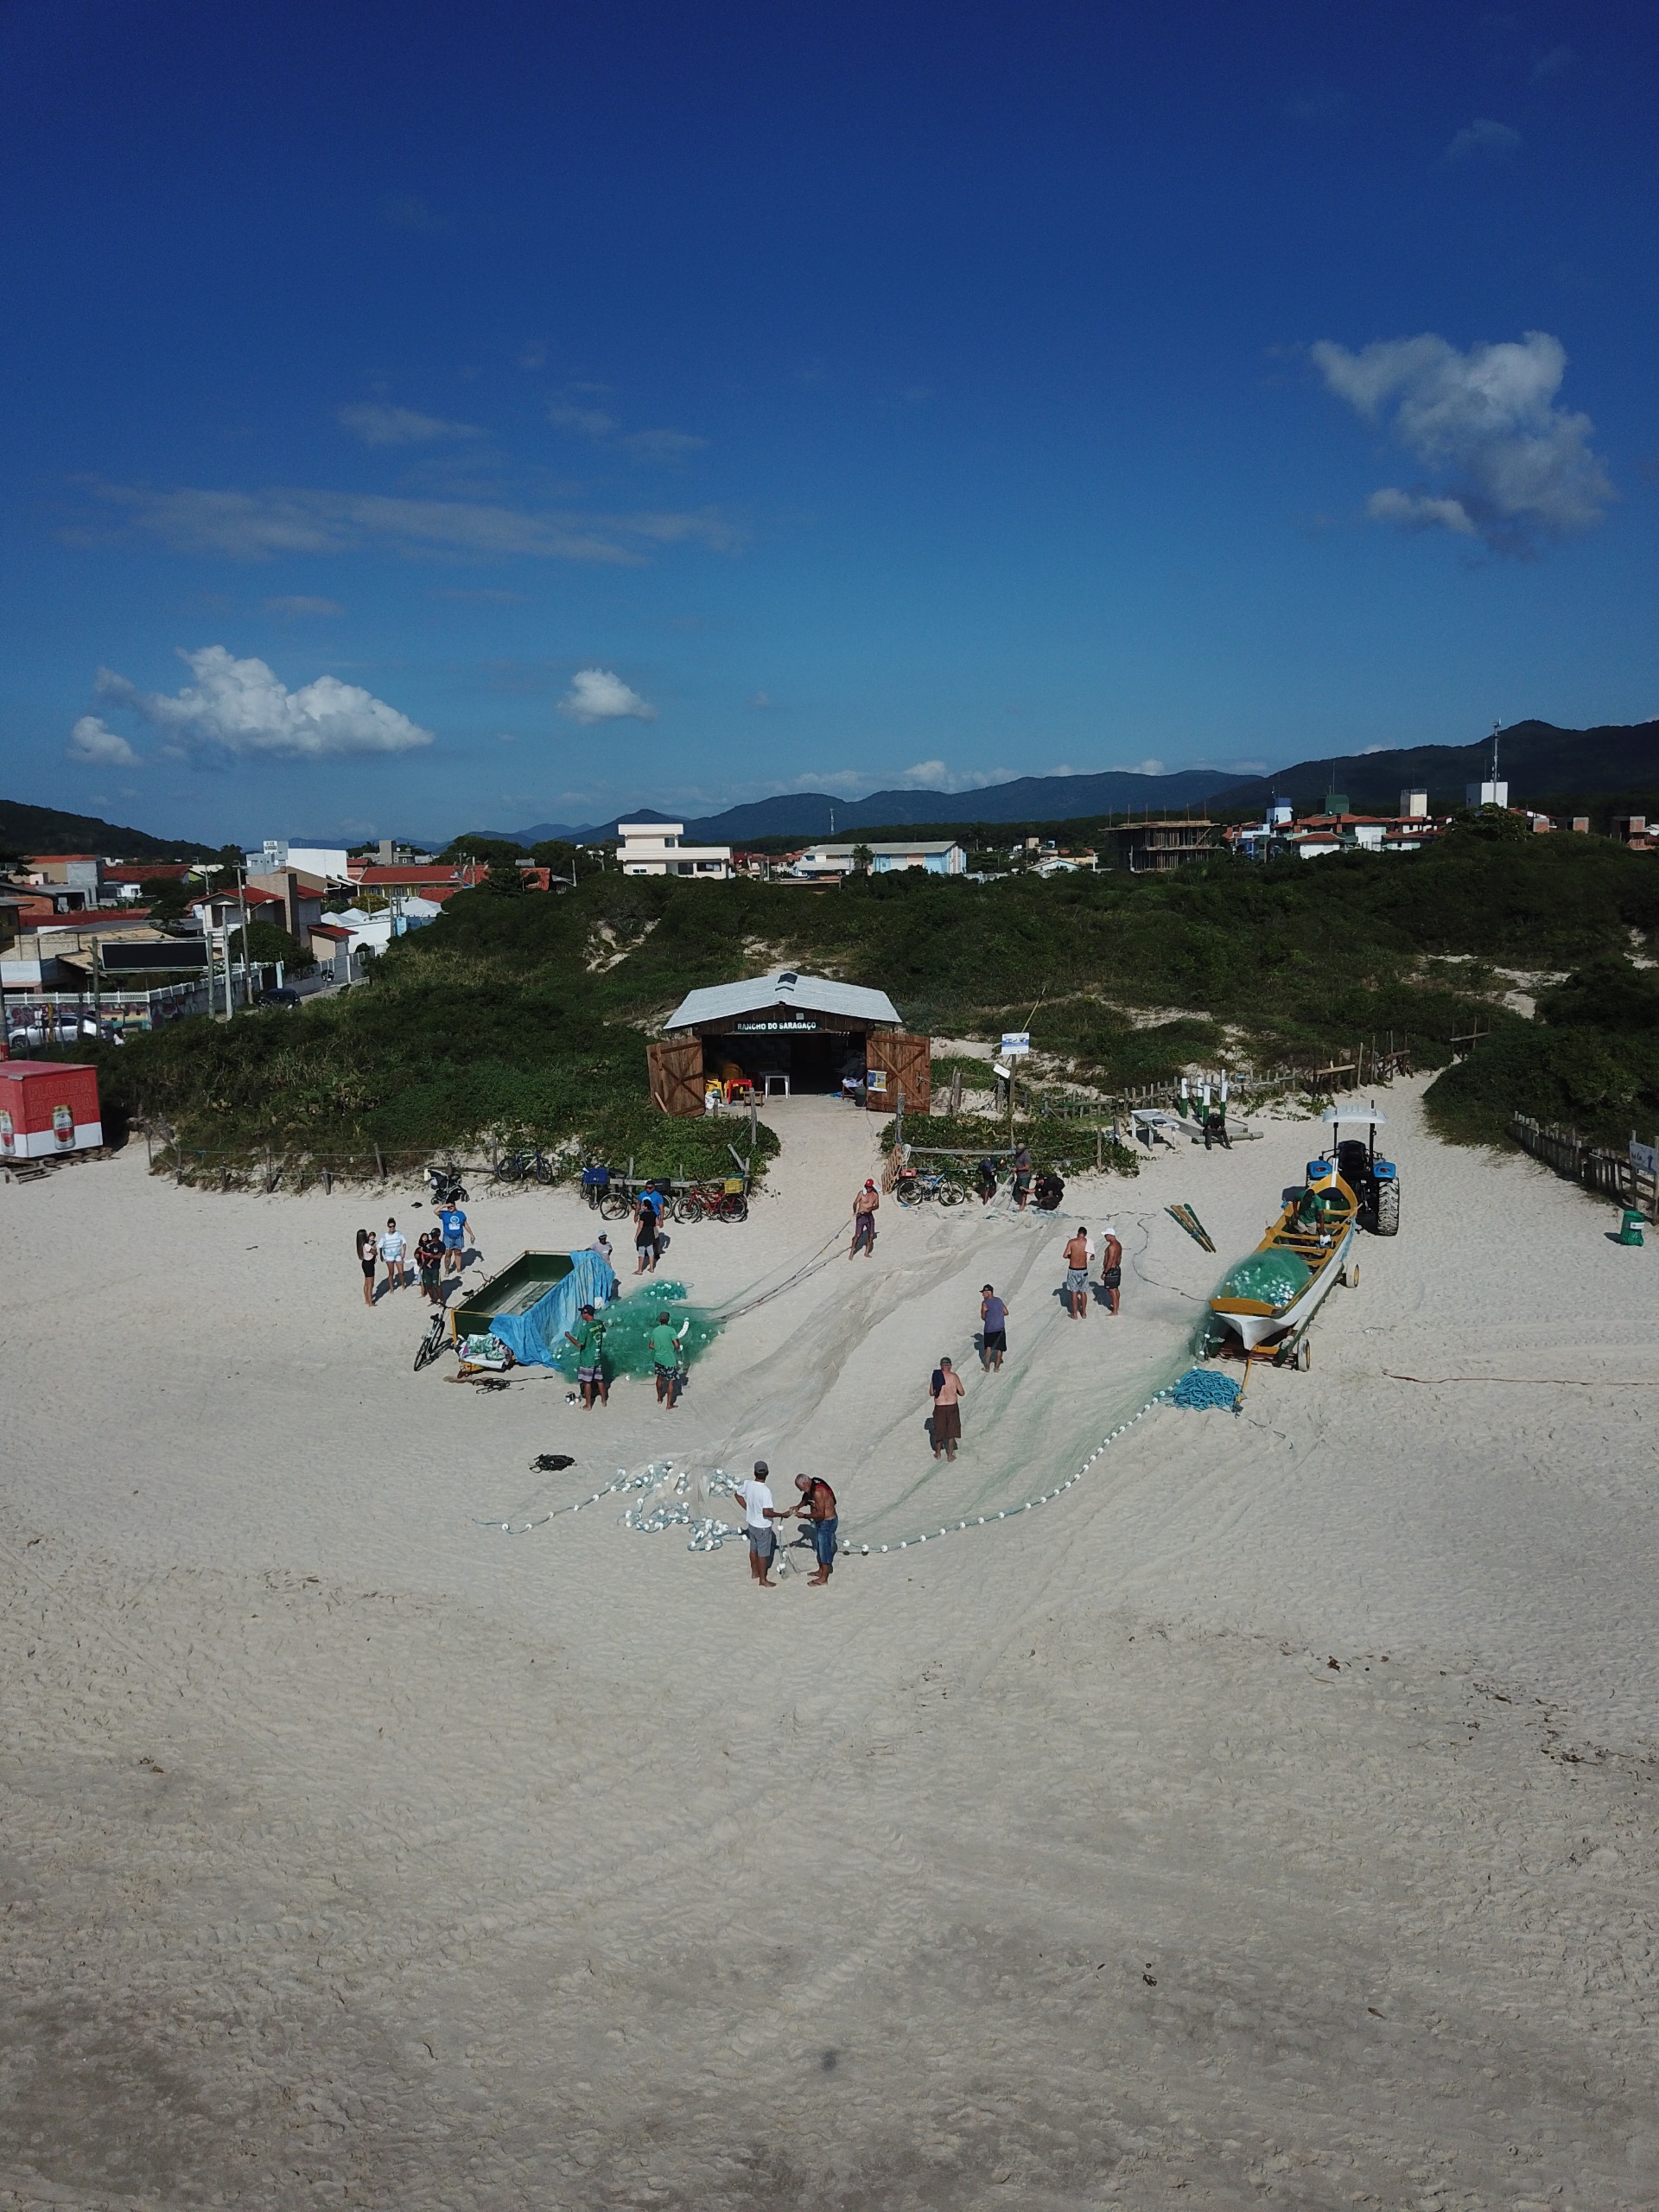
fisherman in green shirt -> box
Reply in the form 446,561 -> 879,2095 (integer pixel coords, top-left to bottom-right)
647,1310 -> 689,1409
563,1303 -> 609,1410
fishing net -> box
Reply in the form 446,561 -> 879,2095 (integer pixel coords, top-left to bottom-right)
1172,1368 -> 1241,1410
1213,1249 -> 1313,1311
548,1281 -> 722,1382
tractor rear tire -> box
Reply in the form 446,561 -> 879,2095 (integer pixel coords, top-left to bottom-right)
1375,1183 -> 1400,1237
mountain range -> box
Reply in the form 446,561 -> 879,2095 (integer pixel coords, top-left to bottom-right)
5,717 -> 1655,868
496,717 -> 1659,846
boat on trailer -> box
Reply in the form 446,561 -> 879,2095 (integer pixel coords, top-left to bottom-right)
1208,1155 -> 1358,1357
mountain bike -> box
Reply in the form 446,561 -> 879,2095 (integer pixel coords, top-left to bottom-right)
493,1146 -> 553,1185
894,1166 -> 968,1207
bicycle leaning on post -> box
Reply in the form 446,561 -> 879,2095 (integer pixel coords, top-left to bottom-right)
672,1175 -> 749,1224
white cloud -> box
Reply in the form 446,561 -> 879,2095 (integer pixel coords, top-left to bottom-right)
895,762 -> 1017,792
557,668 -> 658,726
95,646 -> 434,760
1531,44 -> 1575,81
748,691 -> 774,709
620,428 -> 708,461
1365,487 -> 1477,536
548,404 -> 620,441
264,594 -> 345,617
1311,329 -> 1612,555
338,403 -> 481,447
1444,118 -> 1521,163
67,715 -> 141,766
87,482 -> 742,565
548,402 -> 707,462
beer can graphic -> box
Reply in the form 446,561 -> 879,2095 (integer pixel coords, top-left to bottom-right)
53,1102 -> 74,1147
0,1109 -> 13,1156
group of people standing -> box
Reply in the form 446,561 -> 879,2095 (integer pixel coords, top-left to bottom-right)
732,1462 -> 839,1588
561,1298 -> 689,1413
1062,1222 -> 1122,1319
356,1205 -> 473,1307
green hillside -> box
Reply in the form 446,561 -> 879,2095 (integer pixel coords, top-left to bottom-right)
0,796 -> 220,863
71,820 -> 1659,1167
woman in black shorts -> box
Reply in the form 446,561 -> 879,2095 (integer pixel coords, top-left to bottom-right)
634,1192 -> 659,1275
356,1227 -> 378,1307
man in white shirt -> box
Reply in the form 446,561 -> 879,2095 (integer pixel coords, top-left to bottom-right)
378,1217 -> 407,1294
733,1459 -> 784,1587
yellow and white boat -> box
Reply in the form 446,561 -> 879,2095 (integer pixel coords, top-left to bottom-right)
1208,1157 -> 1357,1353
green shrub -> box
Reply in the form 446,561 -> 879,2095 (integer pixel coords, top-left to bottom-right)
91,831 -> 1659,1168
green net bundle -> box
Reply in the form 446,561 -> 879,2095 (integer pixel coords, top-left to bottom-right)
550,1281 -> 722,1380
1214,1249 -> 1313,1310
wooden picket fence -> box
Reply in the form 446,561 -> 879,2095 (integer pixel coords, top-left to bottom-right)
1510,1114 -> 1659,1222
1023,1035 -> 1412,1125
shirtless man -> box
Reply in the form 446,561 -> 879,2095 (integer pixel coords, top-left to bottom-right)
851,1178 -> 880,1260
1099,1222 -> 1123,1315
1063,1225 -> 1092,1319
790,1473 -> 840,1586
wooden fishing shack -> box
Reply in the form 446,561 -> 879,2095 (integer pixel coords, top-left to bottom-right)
650,969 -> 929,1116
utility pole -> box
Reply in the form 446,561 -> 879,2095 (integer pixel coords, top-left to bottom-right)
232,862 -> 251,1016
194,865 -> 226,1019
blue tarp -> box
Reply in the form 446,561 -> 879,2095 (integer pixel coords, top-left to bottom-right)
486,1249 -> 618,1367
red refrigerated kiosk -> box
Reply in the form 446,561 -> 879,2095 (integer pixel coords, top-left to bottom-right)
0,1061 -> 104,1160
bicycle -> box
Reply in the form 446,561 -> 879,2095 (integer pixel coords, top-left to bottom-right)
493,1145 -> 553,1185
413,1309 -> 450,1371
894,1166 -> 968,1208
598,1178 -> 635,1221
673,1177 -> 748,1224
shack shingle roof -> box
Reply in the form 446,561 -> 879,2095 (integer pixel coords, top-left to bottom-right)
664,969 -> 902,1031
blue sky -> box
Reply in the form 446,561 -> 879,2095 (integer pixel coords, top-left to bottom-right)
2,0 -> 1654,844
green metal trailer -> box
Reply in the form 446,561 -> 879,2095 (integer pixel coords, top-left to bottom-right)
449,1249 -> 575,1341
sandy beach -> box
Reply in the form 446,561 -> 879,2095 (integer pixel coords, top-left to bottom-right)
3,1079 -> 1657,2209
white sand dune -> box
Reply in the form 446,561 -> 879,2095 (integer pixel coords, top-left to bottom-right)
3,1080 -> 1656,2208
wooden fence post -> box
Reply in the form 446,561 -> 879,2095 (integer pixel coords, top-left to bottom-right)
373,1143 -> 385,1180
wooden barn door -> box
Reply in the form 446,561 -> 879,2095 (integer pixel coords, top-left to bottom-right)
865,1033 -> 931,1115
647,1036 -> 706,1116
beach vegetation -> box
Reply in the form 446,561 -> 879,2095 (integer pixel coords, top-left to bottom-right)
56,827 -> 1659,1170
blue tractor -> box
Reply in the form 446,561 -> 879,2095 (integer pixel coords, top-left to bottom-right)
1324,1106 -> 1400,1236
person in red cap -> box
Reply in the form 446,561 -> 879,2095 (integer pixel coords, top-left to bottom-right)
851,1176 -> 880,1259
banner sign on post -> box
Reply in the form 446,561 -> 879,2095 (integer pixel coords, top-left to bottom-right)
1001,1032 -> 1031,1057
1631,1139 -> 1657,1177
